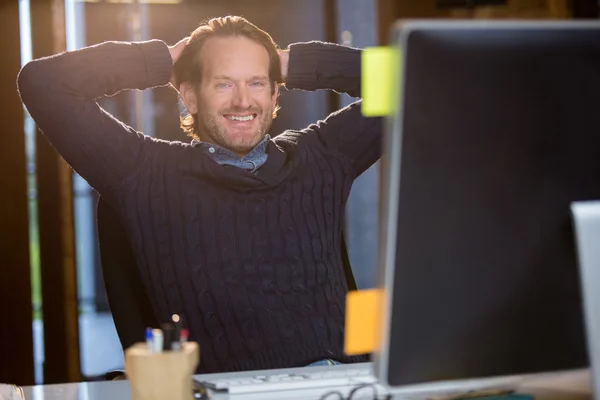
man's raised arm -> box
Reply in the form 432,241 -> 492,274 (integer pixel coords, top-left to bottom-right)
17,39 -> 173,198
281,41 -> 382,179
283,41 -> 361,98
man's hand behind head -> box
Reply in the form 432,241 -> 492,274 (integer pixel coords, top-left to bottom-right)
169,37 -> 189,88
278,49 -> 289,83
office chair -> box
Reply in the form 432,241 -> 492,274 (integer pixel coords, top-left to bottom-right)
97,197 -> 159,354
341,232 -> 358,291
96,196 -> 359,377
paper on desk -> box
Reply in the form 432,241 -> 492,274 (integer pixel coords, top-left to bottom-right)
0,384 -> 25,400
344,288 -> 384,355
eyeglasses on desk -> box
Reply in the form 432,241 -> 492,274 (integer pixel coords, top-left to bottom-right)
319,383 -> 392,400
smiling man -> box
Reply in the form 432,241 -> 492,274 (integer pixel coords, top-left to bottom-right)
17,16 -> 382,373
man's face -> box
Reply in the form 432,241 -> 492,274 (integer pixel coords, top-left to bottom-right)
183,36 -> 278,156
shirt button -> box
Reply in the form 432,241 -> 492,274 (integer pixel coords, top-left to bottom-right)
209,147 -> 215,153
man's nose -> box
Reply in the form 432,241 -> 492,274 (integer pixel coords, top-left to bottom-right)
231,85 -> 251,109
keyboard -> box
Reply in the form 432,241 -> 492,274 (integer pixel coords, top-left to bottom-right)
200,368 -> 377,394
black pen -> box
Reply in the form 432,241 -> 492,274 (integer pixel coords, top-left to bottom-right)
172,314 -> 182,350
162,323 -> 174,351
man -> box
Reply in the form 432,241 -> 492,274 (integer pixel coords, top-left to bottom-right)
18,16 -> 382,373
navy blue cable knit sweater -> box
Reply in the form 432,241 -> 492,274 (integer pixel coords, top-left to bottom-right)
17,38 -> 382,373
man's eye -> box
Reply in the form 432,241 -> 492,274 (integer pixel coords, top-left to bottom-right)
216,83 -> 231,89
250,81 -> 266,87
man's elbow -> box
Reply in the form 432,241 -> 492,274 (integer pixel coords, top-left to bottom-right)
16,60 -> 42,105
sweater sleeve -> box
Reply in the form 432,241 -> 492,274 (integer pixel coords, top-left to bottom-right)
17,39 -> 173,197
284,41 -> 382,178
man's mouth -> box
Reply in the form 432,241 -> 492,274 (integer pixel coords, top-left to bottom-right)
224,114 -> 256,122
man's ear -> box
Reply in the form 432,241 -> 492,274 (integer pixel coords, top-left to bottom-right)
180,82 -> 198,114
271,84 -> 279,109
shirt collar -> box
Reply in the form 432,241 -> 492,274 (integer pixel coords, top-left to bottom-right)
191,135 -> 270,173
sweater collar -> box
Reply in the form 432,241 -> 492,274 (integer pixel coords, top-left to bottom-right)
191,136 -> 289,189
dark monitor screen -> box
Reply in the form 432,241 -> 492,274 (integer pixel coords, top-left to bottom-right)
377,21 -> 600,389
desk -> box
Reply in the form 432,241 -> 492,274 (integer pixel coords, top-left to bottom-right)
20,364 -> 593,400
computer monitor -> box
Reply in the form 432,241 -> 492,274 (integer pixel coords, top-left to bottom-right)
374,20 -> 600,391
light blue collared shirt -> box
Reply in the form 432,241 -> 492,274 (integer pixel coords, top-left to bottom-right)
191,135 -> 270,173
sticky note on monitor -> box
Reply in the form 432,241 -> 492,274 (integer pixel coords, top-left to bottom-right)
361,46 -> 400,117
344,288 -> 384,355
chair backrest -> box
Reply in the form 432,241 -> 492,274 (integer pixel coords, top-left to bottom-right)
97,197 -> 158,351
97,197 -> 358,351
341,232 -> 357,291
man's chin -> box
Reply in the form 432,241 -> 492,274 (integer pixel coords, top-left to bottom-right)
229,138 -> 264,154
215,134 -> 260,153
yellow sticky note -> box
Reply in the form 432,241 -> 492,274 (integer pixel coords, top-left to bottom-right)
361,46 -> 400,117
344,288 -> 384,355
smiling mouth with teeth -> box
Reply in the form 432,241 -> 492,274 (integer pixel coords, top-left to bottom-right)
225,114 -> 256,122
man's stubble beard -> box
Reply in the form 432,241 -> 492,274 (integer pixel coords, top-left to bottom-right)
197,109 -> 273,154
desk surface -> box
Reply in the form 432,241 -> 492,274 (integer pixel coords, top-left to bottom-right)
20,363 -> 594,400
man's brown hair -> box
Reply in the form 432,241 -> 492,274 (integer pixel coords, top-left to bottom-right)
173,16 -> 283,139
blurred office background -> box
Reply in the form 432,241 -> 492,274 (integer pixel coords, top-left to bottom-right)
1,0 -> 597,387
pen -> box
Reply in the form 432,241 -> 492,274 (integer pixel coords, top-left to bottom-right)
162,323 -> 174,351
180,328 -> 188,345
172,314 -> 182,351
152,328 -> 163,353
145,327 -> 153,351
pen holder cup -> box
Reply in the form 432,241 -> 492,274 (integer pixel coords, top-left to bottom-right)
125,342 -> 199,400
